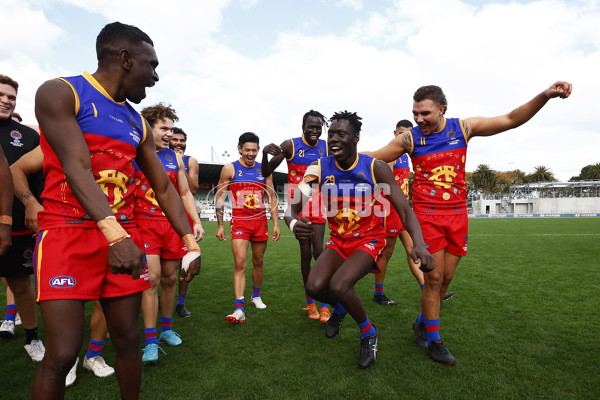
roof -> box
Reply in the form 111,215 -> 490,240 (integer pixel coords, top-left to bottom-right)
196,162 -> 288,188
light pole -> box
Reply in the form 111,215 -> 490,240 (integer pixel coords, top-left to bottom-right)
222,150 -> 230,164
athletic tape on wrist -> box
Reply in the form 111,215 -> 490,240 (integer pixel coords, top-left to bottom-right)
182,233 -> 200,252
97,216 -> 128,245
0,215 -> 12,225
289,219 -> 297,232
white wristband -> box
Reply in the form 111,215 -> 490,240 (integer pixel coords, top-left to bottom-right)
289,219 -> 298,232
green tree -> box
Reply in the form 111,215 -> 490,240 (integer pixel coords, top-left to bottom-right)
528,165 -> 556,182
580,163 -> 600,180
472,164 -> 496,192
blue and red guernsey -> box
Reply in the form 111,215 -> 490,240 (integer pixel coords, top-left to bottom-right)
39,72 -> 146,229
409,117 -> 468,215
286,137 -> 327,200
134,148 -> 181,219
229,159 -> 267,219
318,154 -> 385,239
392,154 -> 411,199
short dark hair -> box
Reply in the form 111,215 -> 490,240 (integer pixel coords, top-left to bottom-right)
0,74 -> 18,94
96,21 -> 154,61
396,119 -> 413,129
413,85 -> 448,115
330,111 -> 362,135
302,110 -> 328,130
172,127 -> 187,141
238,132 -> 259,148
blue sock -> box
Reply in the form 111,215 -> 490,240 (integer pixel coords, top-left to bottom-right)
416,312 -> 425,325
4,304 -> 16,322
161,317 -> 173,333
177,294 -> 186,306
252,286 -> 261,298
144,328 -> 158,346
333,302 -> 346,314
319,303 -> 329,310
85,340 -> 104,359
235,298 -> 245,311
374,283 -> 384,296
305,292 -> 315,306
420,284 -> 424,290
423,318 -> 441,345
358,316 -> 377,339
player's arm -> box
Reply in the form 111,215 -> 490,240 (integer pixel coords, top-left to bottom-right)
214,163 -> 233,241
373,160 -> 434,272
364,132 -> 411,162
10,145 -> 44,234
36,79 -> 144,278
0,146 -> 13,255
264,175 -> 280,242
261,139 -> 292,177
464,81 -> 573,140
136,121 -> 201,282
185,156 -> 199,194
284,161 -> 317,240
175,155 -> 204,241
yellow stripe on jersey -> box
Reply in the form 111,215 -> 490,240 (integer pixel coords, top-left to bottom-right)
57,78 -> 80,116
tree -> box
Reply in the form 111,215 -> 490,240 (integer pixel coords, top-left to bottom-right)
472,164 -> 496,192
580,163 -> 600,180
528,165 -> 556,182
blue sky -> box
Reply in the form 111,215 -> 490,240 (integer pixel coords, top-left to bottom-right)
3,0 -> 599,181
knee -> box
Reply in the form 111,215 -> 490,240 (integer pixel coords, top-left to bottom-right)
6,276 -> 31,297
424,271 -> 443,288
160,273 -> 177,289
305,276 -> 326,299
328,278 -> 351,300
251,255 -> 264,267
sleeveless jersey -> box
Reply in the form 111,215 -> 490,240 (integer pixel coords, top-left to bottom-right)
229,159 -> 267,219
318,154 -> 385,239
134,148 -> 181,219
392,154 -> 411,199
39,72 -> 146,229
287,136 -> 326,188
183,154 -> 191,173
409,117 -> 468,214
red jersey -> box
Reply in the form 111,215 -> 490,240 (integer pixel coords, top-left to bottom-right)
229,159 -> 267,219
392,154 -> 411,199
409,117 -> 468,215
134,148 -> 181,219
39,72 -> 146,229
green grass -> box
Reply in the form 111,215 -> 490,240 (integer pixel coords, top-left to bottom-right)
2,218 -> 599,399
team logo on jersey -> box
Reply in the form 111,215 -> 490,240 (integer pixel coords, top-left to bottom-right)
10,130 -> 22,140
356,171 -> 367,182
318,148 -> 325,156
447,130 -> 456,140
429,165 -> 457,189
290,170 -> 297,176
49,275 -> 76,289
165,153 -> 173,162
130,114 -> 141,130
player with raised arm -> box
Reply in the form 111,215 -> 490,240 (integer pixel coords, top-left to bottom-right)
287,111 -> 433,369
261,110 -> 330,322
367,81 -> 572,365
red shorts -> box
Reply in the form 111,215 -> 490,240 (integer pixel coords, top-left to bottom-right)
230,217 -> 268,241
325,235 -> 387,273
299,192 -> 326,224
136,217 -> 186,259
385,208 -> 406,237
34,226 -> 150,301
417,213 -> 468,256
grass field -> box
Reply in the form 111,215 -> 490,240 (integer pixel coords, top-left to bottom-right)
2,218 -> 599,399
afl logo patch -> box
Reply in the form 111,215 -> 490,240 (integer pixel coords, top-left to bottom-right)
10,130 -> 22,140
49,275 -> 76,289
447,130 -> 456,140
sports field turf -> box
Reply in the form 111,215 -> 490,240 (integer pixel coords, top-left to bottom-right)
1,218 -> 599,399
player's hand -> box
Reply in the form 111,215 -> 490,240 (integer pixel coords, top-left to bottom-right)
410,245 -> 434,273
263,143 -> 282,156
107,238 -> 145,279
25,203 -> 43,234
193,223 -> 205,241
180,253 -> 201,283
291,217 -> 313,240
545,81 -> 572,99
215,225 -> 226,241
0,224 -> 12,256
272,223 -> 280,242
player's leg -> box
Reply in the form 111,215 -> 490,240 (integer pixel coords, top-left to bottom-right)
298,237 -> 320,319
227,238 -> 250,323
82,300 -> 114,377
440,252 -> 460,302
101,293 -> 143,400
398,230 -> 424,289
329,250 -> 380,369
249,240 -> 267,309
373,236 -> 397,305
310,223 -> 330,322
141,254 -> 161,362
1,277 -> 18,329
159,258 -> 183,346
175,271 -> 191,318
31,299 -> 85,400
